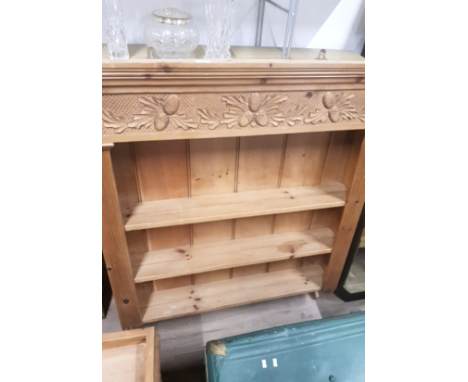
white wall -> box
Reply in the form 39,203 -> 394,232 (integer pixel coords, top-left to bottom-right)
103,0 -> 365,54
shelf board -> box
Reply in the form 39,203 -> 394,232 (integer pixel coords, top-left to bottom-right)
132,228 -> 334,283
124,183 -> 347,231
139,265 -> 323,323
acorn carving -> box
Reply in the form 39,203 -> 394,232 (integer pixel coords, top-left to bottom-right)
249,93 -> 262,113
155,112 -> 170,130
124,95 -> 197,132
220,93 -> 286,128
323,92 -> 336,109
163,95 -> 179,115
255,110 -> 269,126
238,113 -> 253,127
240,93 -> 269,126
322,91 -> 356,123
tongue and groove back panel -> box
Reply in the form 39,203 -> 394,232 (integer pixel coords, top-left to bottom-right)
111,130 -> 364,295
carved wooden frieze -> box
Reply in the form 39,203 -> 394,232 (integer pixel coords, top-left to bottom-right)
102,90 -> 364,136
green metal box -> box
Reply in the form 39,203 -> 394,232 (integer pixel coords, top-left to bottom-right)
205,312 -> 365,382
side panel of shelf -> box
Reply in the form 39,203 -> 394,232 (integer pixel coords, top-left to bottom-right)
323,136 -> 365,291
103,146 -> 142,329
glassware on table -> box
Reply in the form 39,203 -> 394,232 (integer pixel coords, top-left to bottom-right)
204,0 -> 234,60
103,0 -> 129,60
144,8 -> 199,59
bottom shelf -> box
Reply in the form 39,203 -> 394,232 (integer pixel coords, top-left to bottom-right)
139,265 -> 323,323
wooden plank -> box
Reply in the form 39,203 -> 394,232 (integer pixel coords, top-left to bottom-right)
192,220 -> 233,285
111,143 -> 140,211
102,149 -> 142,330
190,138 -> 237,196
144,327 -> 155,382
270,211 -> 315,272
237,135 -> 285,192
310,208 -> 343,233
154,334 -> 161,382
132,228 -> 334,283
280,132 -> 330,187
189,137 -> 237,284
134,141 -> 188,201
140,265 -> 324,323
154,276 -> 192,292
320,131 -> 353,184
103,123 -> 365,144
232,215 -> 273,277
104,44 -> 365,62
102,327 -> 155,382
145,226 -> 192,291
124,183 -> 347,231
342,130 -> 365,190
235,215 -> 273,238
146,226 -> 191,252
323,138 -> 365,291
126,230 -> 147,255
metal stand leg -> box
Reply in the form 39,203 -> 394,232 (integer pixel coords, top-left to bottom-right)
281,0 -> 300,59
255,0 -> 266,47
255,0 -> 300,59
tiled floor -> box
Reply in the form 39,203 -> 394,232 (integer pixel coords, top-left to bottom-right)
103,292 -> 365,381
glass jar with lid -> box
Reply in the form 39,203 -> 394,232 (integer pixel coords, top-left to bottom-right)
144,8 -> 199,59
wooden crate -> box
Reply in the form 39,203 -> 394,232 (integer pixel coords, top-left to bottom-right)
102,327 -> 161,382
102,46 -> 365,329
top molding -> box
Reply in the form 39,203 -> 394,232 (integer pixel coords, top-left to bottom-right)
102,45 -> 365,88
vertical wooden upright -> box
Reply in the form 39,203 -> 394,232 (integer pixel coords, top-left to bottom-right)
102,144 -> 142,329
323,138 -> 365,291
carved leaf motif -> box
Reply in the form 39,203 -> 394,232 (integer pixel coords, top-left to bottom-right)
170,114 -> 198,131
359,107 -> 365,122
127,114 -> 155,130
282,104 -> 307,126
262,94 -> 288,114
138,96 -> 164,115
304,109 -> 328,125
221,95 -> 249,113
197,109 -> 221,130
102,110 -> 128,133
261,94 -> 287,126
221,113 -> 241,129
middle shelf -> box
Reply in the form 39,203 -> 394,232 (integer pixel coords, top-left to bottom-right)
131,227 -> 334,283
124,182 -> 347,231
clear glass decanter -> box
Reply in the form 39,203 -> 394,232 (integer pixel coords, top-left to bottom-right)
103,0 -> 129,60
205,0 -> 234,60
145,8 -> 199,59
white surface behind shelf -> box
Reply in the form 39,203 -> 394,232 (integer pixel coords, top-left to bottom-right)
102,0 -> 365,55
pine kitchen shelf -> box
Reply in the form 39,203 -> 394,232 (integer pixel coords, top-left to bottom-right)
102,45 -> 365,330
132,228 -> 334,283
124,184 -> 347,231
138,265 -> 324,323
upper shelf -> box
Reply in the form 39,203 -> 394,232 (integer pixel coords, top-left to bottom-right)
103,45 -> 364,64
124,183 -> 347,231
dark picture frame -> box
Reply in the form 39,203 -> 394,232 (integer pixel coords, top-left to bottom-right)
334,205 -> 365,302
